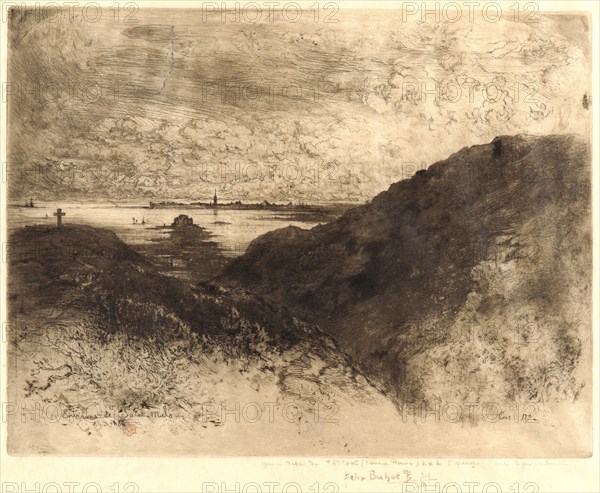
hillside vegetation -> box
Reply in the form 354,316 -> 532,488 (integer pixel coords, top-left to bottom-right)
7,224 -> 395,453
220,134 -> 592,408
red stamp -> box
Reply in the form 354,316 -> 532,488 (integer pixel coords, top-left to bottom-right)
122,423 -> 137,436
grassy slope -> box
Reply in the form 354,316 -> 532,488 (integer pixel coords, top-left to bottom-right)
219,134 -> 592,407
7,224 -> 395,453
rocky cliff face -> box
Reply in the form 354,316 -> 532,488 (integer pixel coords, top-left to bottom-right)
220,134 -> 592,407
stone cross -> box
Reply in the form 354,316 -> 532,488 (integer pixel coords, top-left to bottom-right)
53,208 -> 66,228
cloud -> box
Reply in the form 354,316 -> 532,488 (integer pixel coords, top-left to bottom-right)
8,9 -> 591,202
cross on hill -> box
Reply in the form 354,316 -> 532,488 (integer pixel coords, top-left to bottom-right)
53,208 -> 66,228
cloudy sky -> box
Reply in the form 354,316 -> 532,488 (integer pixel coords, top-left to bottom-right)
8,6 -> 591,203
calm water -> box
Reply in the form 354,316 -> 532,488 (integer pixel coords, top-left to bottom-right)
8,202 -> 324,257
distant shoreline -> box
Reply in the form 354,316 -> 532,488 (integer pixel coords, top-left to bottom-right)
9,201 -> 358,211
148,201 -> 348,212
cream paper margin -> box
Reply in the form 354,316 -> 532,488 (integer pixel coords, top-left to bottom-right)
0,0 -> 598,491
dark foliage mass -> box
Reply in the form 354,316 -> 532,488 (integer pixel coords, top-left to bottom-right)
220,134 -> 592,406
